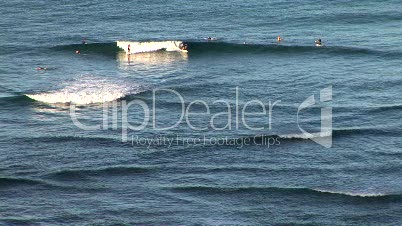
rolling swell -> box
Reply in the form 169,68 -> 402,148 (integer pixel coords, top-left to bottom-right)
0,177 -> 46,188
0,176 -> 106,192
50,41 -> 400,58
169,185 -> 402,201
367,104 -> 402,113
185,42 -> 397,57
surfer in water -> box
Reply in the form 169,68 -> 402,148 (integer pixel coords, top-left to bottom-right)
207,37 -> 212,41
315,39 -> 322,46
179,43 -> 188,51
36,67 -> 48,70
277,36 -> 282,42
82,38 -> 87,45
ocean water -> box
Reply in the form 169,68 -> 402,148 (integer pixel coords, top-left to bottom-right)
1,0 -> 402,225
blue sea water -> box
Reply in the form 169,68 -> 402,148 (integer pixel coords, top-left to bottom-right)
1,0 -> 402,225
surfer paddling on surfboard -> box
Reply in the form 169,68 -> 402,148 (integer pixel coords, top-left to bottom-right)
315,39 -> 322,46
206,37 -> 217,41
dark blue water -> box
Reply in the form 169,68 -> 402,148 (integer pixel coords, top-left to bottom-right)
1,0 -> 402,225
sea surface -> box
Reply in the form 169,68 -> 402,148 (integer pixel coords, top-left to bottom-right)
1,0 -> 402,225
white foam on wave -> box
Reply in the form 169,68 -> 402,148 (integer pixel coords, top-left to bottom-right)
26,76 -> 142,104
314,189 -> 389,197
117,41 -> 186,54
279,131 -> 332,139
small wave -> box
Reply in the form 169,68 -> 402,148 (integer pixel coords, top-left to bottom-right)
169,185 -> 402,200
332,127 -> 400,137
233,131 -> 331,144
0,177 -> 47,188
367,104 -> 402,113
313,189 -> 395,198
25,76 -> 144,104
240,127 -> 396,144
275,127 -> 395,140
47,165 -> 155,180
12,135 -> 126,147
0,176 -> 106,192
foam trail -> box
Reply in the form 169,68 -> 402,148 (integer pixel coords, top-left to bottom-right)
25,76 -> 142,104
117,41 -> 187,53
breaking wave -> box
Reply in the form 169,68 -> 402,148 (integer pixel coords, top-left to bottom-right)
117,40 -> 186,53
25,76 -> 144,104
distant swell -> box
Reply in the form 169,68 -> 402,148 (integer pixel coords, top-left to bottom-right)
170,185 -> 402,200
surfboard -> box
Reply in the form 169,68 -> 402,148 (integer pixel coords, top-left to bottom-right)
204,37 -> 218,41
